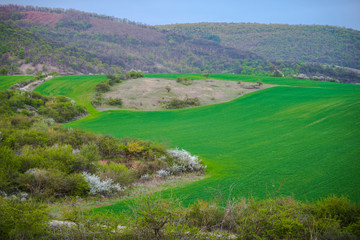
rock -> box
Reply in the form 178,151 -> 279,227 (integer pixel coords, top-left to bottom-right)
48,220 -> 76,230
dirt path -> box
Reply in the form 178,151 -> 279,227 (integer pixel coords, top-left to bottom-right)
20,76 -> 53,92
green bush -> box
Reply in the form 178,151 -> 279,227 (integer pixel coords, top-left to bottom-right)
99,161 -> 136,186
165,96 -> 200,109
0,146 -> 19,192
0,197 -> 49,239
17,169 -> 90,198
107,97 -> 123,106
106,74 -> 122,86
186,200 -> 224,230
176,77 -> 192,86
128,194 -> 184,239
125,70 -> 144,79
95,81 -> 110,93
309,195 -> 360,228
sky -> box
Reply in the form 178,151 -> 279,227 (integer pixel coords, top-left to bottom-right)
1,0 -> 360,30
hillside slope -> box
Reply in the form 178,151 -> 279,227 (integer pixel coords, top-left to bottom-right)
60,74 -> 360,204
1,5 -> 360,83
0,5 -> 265,75
157,23 -> 360,70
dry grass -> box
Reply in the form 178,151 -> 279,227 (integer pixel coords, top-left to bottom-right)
100,78 -> 274,111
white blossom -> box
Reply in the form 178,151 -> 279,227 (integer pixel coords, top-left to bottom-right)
82,172 -> 123,195
156,169 -> 170,178
167,148 -> 204,172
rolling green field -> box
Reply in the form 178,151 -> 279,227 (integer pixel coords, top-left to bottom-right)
35,75 -> 107,114
30,74 -> 360,212
0,75 -> 33,91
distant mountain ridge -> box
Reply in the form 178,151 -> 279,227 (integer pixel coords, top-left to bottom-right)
1,4 -> 360,83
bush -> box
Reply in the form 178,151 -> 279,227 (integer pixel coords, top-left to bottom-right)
98,161 -> 136,186
167,148 -> 205,173
107,97 -> 123,106
95,81 -> 110,93
176,77 -> 192,86
82,172 -> 122,195
17,144 -> 88,174
18,169 -> 90,198
0,146 -> 19,192
0,197 -> 49,239
309,195 -> 360,228
156,169 -> 170,178
106,74 -> 122,86
125,70 -> 144,79
128,194 -> 184,239
186,200 -> 224,230
164,97 -> 200,109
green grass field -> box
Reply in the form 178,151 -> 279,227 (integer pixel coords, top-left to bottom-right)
59,74 -> 360,214
35,75 -> 107,114
0,75 -> 34,91
22,73 -> 360,212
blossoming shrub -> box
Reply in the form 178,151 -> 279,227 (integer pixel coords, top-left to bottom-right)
82,172 -> 122,195
167,148 -> 205,174
156,169 -> 170,178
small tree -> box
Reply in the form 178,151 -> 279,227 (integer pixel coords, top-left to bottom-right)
165,85 -> 171,93
0,68 -> 8,75
256,79 -> 263,87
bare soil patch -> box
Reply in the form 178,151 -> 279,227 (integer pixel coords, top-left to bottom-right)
99,78 -> 274,111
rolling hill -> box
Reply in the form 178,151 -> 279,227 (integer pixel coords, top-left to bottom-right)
33,74 -> 360,210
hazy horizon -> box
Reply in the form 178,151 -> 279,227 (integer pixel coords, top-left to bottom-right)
1,0 -> 360,31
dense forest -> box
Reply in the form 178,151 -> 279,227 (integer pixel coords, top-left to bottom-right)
0,4 -> 360,83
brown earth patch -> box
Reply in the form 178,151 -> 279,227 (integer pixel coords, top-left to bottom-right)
99,78 -> 275,111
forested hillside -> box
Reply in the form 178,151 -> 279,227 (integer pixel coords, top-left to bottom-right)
1,5 -> 360,83
157,23 -> 360,70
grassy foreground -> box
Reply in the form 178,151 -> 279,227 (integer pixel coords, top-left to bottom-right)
56,74 -> 360,214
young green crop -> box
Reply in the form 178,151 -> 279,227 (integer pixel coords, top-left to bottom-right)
34,75 -> 108,114
0,75 -> 34,91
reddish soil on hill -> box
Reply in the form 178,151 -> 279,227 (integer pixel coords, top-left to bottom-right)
24,11 -> 63,27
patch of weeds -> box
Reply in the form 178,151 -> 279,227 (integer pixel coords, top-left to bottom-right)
176,77 -> 192,86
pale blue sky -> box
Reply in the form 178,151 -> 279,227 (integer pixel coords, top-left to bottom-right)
1,0 -> 360,30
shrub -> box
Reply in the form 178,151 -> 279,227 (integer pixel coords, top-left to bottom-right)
309,195 -> 360,228
80,142 -> 101,163
106,74 -> 122,86
156,169 -> 170,178
176,77 -> 192,86
0,146 -> 19,192
167,148 -> 205,173
164,97 -> 200,109
165,85 -> 171,93
98,161 -> 136,186
107,97 -> 123,106
82,172 -> 122,195
95,81 -> 110,93
0,197 -> 49,239
18,169 -> 90,198
92,92 -> 105,106
17,144 -> 87,174
186,200 -> 224,230
128,194 -> 184,239
125,70 -> 144,79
